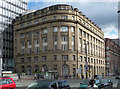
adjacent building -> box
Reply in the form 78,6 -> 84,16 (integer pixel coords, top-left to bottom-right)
0,0 -> 27,71
105,38 -> 120,75
14,4 -> 105,78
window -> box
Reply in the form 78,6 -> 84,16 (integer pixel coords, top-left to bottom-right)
34,31 -> 39,36
28,32 -> 32,37
72,55 -> 75,61
21,49 -> 25,54
61,16 -> 68,19
107,51 -> 109,55
72,16 -> 75,20
79,19 -> 81,22
83,40 -> 86,53
28,48 -> 32,54
87,33 -> 89,39
21,24 -> 24,28
54,36 -> 57,51
61,27 -> 68,32
79,29 -> 82,36
42,28 -> 47,34
21,58 -> 24,63
42,18 -> 46,22
21,34 -> 25,39
62,55 -> 68,61
53,27 -> 58,32
34,56 -> 39,62
82,31 -> 86,38
21,41 -> 25,47
79,56 -> 82,61
91,58 -> 93,63
54,55 -> 57,60
27,40 -> 32,46
53,16 -> 56,20
106,46 -> 109,50
34,20 -> 39,24
42,38 -> 48,52
79,38 -> 81,52
42,56 -> 46,61
27,57 -> 31,62
61,36 -> 68,51
35,39 -> 39,45
27,22 -> 32,26
72,36 -> 75,51
71,27 -> 75,33
35,47 -> 39,53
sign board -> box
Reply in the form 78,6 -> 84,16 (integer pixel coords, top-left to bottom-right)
76,68 -> 81,74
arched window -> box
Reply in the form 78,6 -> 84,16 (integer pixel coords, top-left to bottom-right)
62,64 -> 69,76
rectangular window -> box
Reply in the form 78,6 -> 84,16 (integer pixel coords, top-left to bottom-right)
53,27 -> 58,32
72,36 -> 74,51
79,56 -> 82,61
27,40 -> 32,46
79,38 -> 81,52
83,40 -> 86,53
72,55 -> 75,61
35,39 -> 39,45
28,32 -> 32,37
34,56 -> 39,62
42,28 -> 47,34
27,22 -> 32,26
42,56 -> 46,61
53,16 -> 56,20
21,34 -> 25,39
79,29 -> 82,36
54,36 -> 57,51
61,16 -> 68,19
27,57 -> 31,62
61,27 -> 68,32
82,31 -> 86,38
21,58 -> 24,63
62,55 -> 68,61
42,37 -> 48,52
42,18 -> 46,22
71,27 -> 75,33
21,49 -> 25,54
54,55 -> 57,60
72,16 -> 75,20
28,48 -> 32,54
21,41 -> 25,47
34,20 -> 39,24
35,47 -> 39,53
34,31 -> 39,36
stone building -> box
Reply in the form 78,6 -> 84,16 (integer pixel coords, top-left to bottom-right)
105,38 -> 120,75
13,4 -> 105,78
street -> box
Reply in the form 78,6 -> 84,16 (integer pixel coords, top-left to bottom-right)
15,76 -> 120,89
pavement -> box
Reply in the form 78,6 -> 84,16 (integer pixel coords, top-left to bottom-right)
15,75 -> 120,89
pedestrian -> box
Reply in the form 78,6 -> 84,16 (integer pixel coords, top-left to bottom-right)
17,73 -> 21,81
34,73 -> 37,79
82,75 -> 84,79
37,74 -> 39,79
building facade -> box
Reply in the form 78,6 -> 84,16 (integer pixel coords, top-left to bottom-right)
14,5 -> 105,78
0,0 -> 27,71
105,38 -> 120,75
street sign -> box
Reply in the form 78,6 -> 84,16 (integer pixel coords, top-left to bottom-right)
76,68 -> 81,74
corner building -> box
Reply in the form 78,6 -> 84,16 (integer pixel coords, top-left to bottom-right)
14,5 -> 105,78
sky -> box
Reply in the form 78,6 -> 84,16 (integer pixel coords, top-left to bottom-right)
27,0 -> 119,39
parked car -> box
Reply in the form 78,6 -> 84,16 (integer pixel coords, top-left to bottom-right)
115,75 -> 120,79
26,80 -> 71,89
98,79 -> 113,89
79,79 -> 101,89
94,75 -> 104,79
0,76 -> 16,89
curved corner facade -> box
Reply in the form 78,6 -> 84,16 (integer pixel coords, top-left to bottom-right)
14,5 -> 105,78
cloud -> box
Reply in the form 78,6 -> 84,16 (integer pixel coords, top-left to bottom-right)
102,25 -> 118,39
28,2 -> 119,39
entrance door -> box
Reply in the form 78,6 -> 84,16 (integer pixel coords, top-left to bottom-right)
62,65 -> 69,76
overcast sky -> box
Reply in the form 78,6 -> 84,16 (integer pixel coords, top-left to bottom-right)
28,1 -> 119,39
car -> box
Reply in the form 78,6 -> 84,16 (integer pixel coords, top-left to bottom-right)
79,79 -> 101,89
94,75 -> 104,79
115,75 -> 120,79
26,80 -> 71,89
0,76 -> 16,89
98,79 -> 113,89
